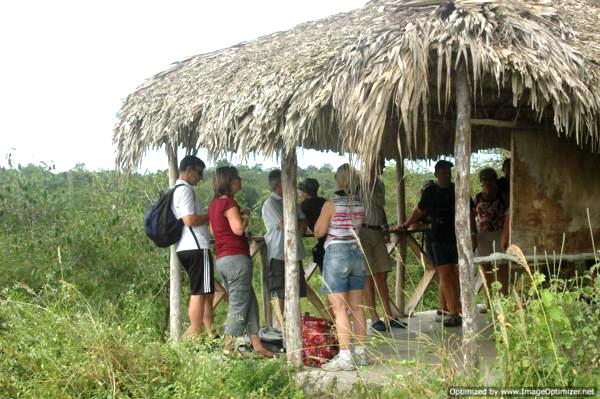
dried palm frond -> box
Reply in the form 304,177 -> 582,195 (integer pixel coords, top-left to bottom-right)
114,0 -> 600,175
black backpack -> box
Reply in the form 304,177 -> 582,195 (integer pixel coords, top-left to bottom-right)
144,184 -> 186,247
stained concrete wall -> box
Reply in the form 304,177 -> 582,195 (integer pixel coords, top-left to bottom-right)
511,130 -> 600,255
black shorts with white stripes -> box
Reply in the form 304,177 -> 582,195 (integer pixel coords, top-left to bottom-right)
177,249 -> 215,295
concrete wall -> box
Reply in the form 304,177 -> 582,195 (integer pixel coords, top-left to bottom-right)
511,130 -> 600,255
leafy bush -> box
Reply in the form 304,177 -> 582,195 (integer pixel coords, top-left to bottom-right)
493,266 -> 600,387
0,162 -> 470,397
0,283 -> 302,398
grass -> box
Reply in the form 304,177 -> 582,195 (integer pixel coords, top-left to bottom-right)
1,163 -> 598,397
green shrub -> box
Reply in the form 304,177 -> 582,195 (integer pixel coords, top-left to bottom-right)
493,267 -> 600,387
0,162 -> 486,397
0,283 -> 303,398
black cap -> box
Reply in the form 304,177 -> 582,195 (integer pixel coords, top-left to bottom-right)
298,178 -> 319,196
434,159 -> 454,171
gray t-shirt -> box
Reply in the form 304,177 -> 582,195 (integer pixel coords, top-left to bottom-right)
364,178 -> 386,226
262,192 -> 306,261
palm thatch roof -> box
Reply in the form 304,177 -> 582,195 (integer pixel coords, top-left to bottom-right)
114,0 -> 600,172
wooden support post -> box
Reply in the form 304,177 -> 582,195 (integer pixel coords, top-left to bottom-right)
405,269 -> 436,316
404,233 -> 436,315
167,144 -> 182,342
454,61 -> 478,370
281,149 -> 302,367
395,157 -> 407,316
304,262 -> 319,281
212,281 -> 227,308
259,243 -> 273,327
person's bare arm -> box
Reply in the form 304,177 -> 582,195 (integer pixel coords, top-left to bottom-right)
224,206 -> 249,236
314,201 -> 335,238
402,207 -> 426,228
181,214 -> 209,227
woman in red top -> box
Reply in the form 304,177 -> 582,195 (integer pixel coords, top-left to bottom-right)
208,166 -> 273,358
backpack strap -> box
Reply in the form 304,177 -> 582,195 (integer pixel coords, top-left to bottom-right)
174,183 -> 204,251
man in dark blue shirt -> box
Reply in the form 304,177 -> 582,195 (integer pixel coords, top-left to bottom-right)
402,160 -> 462,327
299,178 -> 327,271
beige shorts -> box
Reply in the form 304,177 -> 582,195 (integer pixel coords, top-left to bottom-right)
359,228 -> 392,274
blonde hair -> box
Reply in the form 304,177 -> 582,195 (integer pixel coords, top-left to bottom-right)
335,163 -> 359,194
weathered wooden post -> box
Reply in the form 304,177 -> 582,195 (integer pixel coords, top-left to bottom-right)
281,149 -> 302,366
454,61 -> 478,370
167,144 -> 182,342
258,242 -> 273,327
394,156 -> 407,316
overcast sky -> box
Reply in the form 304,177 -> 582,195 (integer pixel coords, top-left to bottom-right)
0,0 -> 368,172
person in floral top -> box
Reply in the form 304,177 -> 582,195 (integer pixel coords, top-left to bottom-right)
473,167 -> 509,297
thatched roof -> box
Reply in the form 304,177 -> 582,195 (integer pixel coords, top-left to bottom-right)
114,0 -> 600,171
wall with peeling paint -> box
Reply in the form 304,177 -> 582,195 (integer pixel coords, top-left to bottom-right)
511,130 -> 600,255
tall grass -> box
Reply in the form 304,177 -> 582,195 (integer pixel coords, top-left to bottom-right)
0,165 -> 302,397
491,247 -> 600,387
2,163 -> 596,398
0,282 -> 302,398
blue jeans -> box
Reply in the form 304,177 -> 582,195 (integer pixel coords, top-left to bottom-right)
321,242 -> 366,294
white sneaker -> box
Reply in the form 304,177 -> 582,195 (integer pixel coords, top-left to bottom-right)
321,354 -> 355,371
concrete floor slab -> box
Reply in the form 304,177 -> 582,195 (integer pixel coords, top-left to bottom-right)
295,309 -> 500,396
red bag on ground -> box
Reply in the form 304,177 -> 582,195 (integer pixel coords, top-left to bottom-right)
301,314 -> 338,367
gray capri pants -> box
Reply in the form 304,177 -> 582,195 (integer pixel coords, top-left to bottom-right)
215,255 -> 260,337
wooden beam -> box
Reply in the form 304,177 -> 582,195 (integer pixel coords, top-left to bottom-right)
305,285 -> 332,322
304,262 -> 319,281
249,240 -> 261,258
471,118 -> 516,128
406,235 -> 434,270
258,243 -> 273,327
405,269 -> 437,316
212,281 -> 228,308
281,149 -> 302,367
385,233 -> 401,253
455,61 -> 479,371
167,144 -> 182,342
404,234 -> 436,315
388,231 -> 438,315
474,252 -> 599,265
394,157 -> 407,316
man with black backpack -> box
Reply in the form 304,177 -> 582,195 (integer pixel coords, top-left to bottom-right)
402,160 -> 462,327
171,155 -> 215,338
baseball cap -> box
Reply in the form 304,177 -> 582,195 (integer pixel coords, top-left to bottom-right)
298,178 -> 320,196
434,159 -> 454,171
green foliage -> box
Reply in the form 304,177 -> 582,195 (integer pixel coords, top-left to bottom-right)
0,164 -> 304,397
493,268 -> 600,387
0,283 -> 302,398
0,157 -> 516,397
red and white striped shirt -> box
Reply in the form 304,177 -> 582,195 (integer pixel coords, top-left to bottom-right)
325,193 -> 365,247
